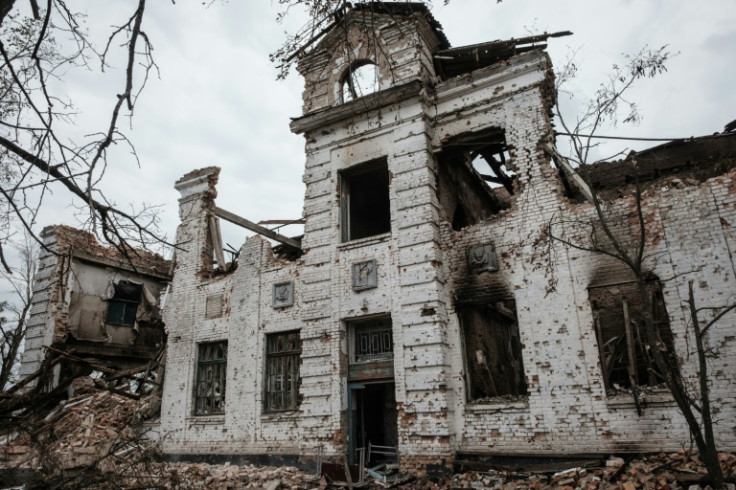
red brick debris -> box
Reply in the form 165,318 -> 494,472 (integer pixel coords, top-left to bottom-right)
1,383 -> 734,489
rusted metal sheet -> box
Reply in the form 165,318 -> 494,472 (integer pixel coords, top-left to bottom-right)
348,360 -> 393,381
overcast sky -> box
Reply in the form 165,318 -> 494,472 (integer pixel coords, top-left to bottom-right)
7,0 -> 736,280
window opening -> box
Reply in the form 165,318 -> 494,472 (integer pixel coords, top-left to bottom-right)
341,61 -> 379,103
347,316 -> 394,381
589,281 -> 674,394
194,341 -> 227,415
105,280 -> 142,327
437,129 -> 513,230
459,299 -> 527,401
348,381 -> 398,466
340,159 -> 391,242
470,149 -> 515,192
264,330 -> 301,412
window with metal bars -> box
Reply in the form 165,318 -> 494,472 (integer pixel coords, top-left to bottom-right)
352,318 -> 393,363
264,331 -> 301,412
194,341 -> 227,416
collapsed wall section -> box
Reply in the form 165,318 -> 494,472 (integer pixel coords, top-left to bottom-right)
441,132 -> 736,454
18,226 -> 171,388
161,167 -> 306,460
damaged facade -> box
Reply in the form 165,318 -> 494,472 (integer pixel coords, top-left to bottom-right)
158,3 -> 736,472
18,225 -> 171,389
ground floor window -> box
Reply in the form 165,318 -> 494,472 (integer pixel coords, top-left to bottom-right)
589,281 -> 674,393
459,299 -> 527,401
264,330 -> 301,411
194,341 -> 227,415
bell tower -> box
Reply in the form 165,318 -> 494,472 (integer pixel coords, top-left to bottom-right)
296,3 -> 447,114
291,3 -> 456,470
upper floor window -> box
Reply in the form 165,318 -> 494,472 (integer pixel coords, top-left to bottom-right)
105,280 -> 141,326
340,159 -> 391,242
341,61 -> 379,103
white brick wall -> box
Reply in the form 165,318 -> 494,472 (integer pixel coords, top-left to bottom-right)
158,13 -> 736,467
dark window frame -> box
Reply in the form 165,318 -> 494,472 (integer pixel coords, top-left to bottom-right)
264,330 -> 301,412
340,159 -> 391,242
194,341 -> 228,416
105,280 -> 141,327
351,318 -> 394,364
458,299 -> 527,402
589,280 -> 674,394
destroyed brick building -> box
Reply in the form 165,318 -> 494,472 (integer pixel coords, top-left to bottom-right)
72,1 -> 736,474
18,225 -> 171,390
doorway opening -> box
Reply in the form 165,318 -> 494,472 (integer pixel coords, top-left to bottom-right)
346,316 -> 397,466
349,381 -> 398,466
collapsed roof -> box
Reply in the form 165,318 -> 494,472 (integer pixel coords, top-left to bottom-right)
296,1 -> 570,81
570,132 -> 736,200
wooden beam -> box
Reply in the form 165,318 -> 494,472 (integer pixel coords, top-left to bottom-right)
209,215 -> 228,271
214,206 -> 302,250
545,143 -> 595,203
622,298 -> 639,387
257,219 -> 305,225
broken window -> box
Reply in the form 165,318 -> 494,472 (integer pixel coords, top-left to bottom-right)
458,299 -> 527,401
264,330 -> 301,412
340,159 -> 391,242
341,61 -> 379,103
194,341 -> 227,416
589,281 -> 674,393
105,280 -> 142,327
436,129 -> 514,230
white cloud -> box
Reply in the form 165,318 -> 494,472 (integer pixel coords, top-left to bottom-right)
9,0 -> 736,258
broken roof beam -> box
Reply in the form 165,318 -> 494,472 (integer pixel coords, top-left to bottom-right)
257,219 -> 306,225
545,143 -> 594,203
209,215 -> 229,272
214,206 -> 302,251
434,30 -> 572,79
436,30 -> 573,57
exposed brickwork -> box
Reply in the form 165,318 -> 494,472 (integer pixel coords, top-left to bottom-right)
18,226 -> 171,385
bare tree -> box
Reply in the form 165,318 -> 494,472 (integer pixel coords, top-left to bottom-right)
271,0 -> 450,80
0,0 -> 459,276
0,0 -> 172,276
546,47 -> 731,488
0,232 -> 36,391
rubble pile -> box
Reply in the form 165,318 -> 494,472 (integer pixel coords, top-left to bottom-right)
0,384 -> 161,488
119,462 -> 319,489
1,381 -> 735,488
436,452 -> 736,490
0,380 -> 323,488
